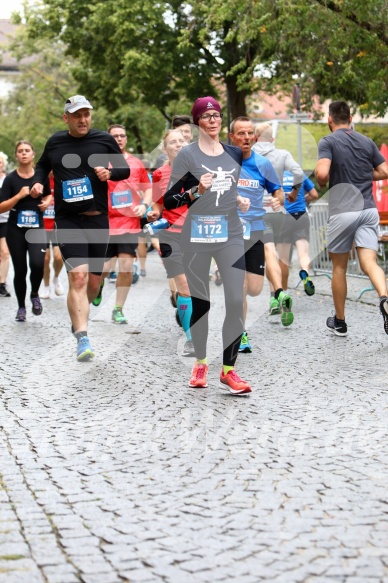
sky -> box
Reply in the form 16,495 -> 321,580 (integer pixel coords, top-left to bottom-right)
0,0 -> 30,19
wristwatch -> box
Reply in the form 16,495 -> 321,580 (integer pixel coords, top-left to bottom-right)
191,186 -> 201,199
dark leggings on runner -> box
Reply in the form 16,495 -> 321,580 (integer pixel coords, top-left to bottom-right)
6,222 -> 45,308
182,242 -> 245,366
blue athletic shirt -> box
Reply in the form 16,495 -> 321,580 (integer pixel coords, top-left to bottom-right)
237,151 -> 281,231
283,171 -> 315,213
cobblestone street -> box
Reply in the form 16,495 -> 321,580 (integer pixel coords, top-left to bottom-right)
0,253 -> 387,583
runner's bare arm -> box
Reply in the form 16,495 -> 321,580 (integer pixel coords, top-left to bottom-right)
272,187 -> 285,208
0,187 -> 31,212
373,161 -> 388,181
315,158 -> 331,187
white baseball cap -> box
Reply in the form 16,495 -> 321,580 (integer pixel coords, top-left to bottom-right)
64,95 -> 93,114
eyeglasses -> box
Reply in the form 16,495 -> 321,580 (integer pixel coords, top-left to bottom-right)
112,134 -> 126,139
199,113 -> 223,121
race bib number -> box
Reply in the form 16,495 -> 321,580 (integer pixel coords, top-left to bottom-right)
111,190 -> 133,209
17,210 -> 39,228
62,177 -> 93,203
190,215 -> 228,243
43,204 -> 55,219
240,218 -> 251,240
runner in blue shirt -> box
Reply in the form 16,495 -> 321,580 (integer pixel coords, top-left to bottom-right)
276,170 -> 318,295
229,117 -> 294,354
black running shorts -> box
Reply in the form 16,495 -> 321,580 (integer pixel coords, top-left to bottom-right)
243,230 -> 272,276
55,214 -> 109,275
159,230 -> 184,279
105,233 -> 138,259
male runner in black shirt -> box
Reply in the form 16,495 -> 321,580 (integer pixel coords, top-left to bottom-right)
30,95 -> 130,360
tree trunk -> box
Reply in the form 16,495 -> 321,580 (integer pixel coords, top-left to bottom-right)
226,75 -> 247,122
129,124 -> 143,154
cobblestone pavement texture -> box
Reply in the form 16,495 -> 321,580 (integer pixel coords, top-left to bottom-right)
0,253 -> 387,583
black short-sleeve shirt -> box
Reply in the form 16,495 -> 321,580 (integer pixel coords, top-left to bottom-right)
318,128 -> 385,215
33,129 -> 130,219
0,170 -> 51,227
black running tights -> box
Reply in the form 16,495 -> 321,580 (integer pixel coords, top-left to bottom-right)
6,222 -> 45,308
182,242 -> 245,366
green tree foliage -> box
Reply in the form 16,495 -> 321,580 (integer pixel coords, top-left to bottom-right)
0,28 -> 77,160
273,0 -> 388,117
12,0 -> 388,139
0,21 -> 168,155
22,1 -> 215,118
193,0 -> 388,117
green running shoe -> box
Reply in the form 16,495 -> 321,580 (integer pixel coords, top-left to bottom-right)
278,291 -> 294,327
92,279 -> 104,307
239,331 -> 252,353
111,307 -> 128,324
269,296 -> 280,315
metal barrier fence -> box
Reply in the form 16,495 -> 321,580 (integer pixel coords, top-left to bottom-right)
308,201 -> 388,298
310,201 -> 370,278
309,201 -> 331,278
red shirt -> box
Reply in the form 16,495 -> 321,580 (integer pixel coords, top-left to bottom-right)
152,163 -> 188,232
108,152 -> 151,235
43,174 -> 55,231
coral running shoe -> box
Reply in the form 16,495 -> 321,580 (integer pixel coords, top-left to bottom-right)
220,370 -> 252,395
189,363 -> 208,388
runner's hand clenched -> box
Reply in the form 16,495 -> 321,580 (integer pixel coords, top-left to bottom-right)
29,183 -> 44,198
198,172 -> 213,195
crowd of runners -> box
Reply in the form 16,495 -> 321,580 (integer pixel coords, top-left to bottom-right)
0,96 -> 387,394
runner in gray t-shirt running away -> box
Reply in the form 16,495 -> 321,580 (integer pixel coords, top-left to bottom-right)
315,100 -> 388,337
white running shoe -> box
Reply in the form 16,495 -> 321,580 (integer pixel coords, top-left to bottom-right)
54,277 -> 64,296
40,285 -> 51,299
